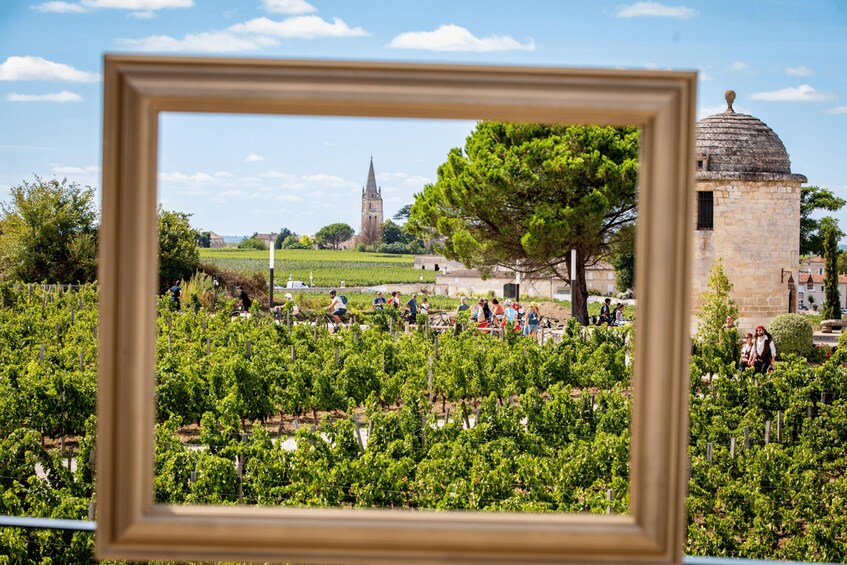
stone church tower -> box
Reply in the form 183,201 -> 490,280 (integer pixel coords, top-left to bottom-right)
692,90 -> 807,332
360,157 -> 384,244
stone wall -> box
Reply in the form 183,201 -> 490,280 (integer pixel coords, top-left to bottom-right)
691,178 -> 801,333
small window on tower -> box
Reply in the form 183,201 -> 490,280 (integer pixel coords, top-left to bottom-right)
697,191 -> 713,230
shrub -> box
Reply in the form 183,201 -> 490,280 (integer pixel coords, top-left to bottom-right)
769,313 -> 813,358
237,237 -> 267,250
837,330 -> 847,351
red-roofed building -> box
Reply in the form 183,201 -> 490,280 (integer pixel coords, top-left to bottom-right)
798,272 -> 847,311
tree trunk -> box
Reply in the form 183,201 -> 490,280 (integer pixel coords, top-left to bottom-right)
569,248 -> 590,326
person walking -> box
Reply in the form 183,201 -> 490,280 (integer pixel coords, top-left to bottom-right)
752,325 -> 776,374
524,303 -> 540,336
168,280 -> 182,311
502,298 -> 517,328
599,298 -> 612,325
406,293 -> 418,323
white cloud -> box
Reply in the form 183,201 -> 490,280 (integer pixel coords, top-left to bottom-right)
786,66 -> 813,77
245,154 -> 265,162
388,24 -> 535,52
729,61 -> 749,72
0,56 -> 100,82
261,0 -> 316,15
229,16 -> 368,39
6,90 -> 83,102
34,1 -> 86,13
34,0 -> 192,15
616,2 -> 697,18
301,173 -> 347,184
81,0 -> 192,8
750,84 -> 836,102
117,31 -> 278,52
826,106 -> 847,115
274,194 -> 303,203
119,15 -> 366,52
174,188 -> 210,197
380,171 -> 431,186
50,163 -> 100,174
159,171 -> 218,182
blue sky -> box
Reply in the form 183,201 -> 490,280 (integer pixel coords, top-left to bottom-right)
1,0 -> 845,238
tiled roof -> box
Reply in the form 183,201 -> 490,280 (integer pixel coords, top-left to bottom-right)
800,273 -> 847,284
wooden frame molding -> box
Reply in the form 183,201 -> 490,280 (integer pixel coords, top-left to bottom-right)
97,55 -> 697,564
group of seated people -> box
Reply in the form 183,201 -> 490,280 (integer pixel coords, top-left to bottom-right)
597,297 -> 627,326
458,296 -> 541,336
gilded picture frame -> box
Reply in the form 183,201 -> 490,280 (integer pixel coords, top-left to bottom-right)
97,55 -> 697,564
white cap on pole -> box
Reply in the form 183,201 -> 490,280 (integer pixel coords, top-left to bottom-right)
570,249 -> 576,286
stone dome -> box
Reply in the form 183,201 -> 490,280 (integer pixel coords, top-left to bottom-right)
695,90 -> 803,180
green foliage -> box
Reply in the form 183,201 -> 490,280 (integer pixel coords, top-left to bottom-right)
158,207 -> 200,292
608,223 -> 635,292
7,283 -> 847,562
801,185 -> 846,256
280,233 -> 301,249
196,230 -> 211,248
181,270 -> 225,309
697,259 -> 738,343
199,247 -> 436,287
769,313 -> 814,358
821,217 -> 842,320
392,204 -> 412,222
379,219 -> 426,254
237,236 -> 267,250
408,123 -> 639,324
0,176 -> 98,284
275,227 -> 296,249
315,223 -> 355,250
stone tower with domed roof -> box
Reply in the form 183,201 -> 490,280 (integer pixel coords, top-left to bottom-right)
692,90 -> 807,331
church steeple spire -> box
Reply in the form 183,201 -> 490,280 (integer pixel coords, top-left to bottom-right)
364,156 -> 379,196
359,156 -> 384,245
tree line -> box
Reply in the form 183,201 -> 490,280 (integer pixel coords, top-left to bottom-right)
2,137 -> 843,318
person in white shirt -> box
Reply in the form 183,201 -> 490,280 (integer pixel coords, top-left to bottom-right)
327,289 -> 346,323
752,325 -> 776,374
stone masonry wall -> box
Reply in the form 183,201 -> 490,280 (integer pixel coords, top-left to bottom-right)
691,178 -> 801,334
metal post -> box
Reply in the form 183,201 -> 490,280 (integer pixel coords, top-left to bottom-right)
570,248 -> 577,319
269,237 -> 275,310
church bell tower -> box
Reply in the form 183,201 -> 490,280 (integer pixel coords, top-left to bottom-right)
360,157 -> 384,244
